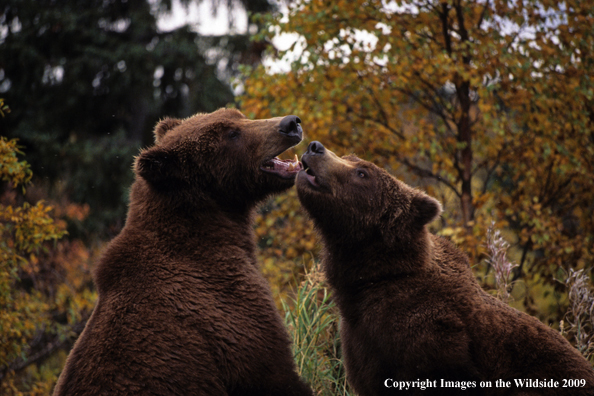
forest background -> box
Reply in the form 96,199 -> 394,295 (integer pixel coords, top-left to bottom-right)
1,0 -> 593,394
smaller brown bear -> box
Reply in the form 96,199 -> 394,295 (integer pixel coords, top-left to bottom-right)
296,141 -> 594,396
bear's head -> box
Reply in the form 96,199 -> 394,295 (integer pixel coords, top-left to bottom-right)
296,141 -> 442,246
135,108 -> 303,211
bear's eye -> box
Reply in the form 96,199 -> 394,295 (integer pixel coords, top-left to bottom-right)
356,169 -> 369,179
228,130 -> 241,140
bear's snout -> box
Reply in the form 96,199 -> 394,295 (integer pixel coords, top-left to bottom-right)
278,115 -> 303,139
306,141 -> 325,155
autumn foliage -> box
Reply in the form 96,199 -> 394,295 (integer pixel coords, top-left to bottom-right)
0,137 -> 97,395
1,0 -> 593,392
241,0 -> 594,324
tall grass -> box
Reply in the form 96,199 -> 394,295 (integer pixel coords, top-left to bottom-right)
562,269 -> 594,363
485,222 -> 518,304
282,263 -> 354,396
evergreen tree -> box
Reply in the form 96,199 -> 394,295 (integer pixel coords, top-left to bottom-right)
0,0 -> 271,238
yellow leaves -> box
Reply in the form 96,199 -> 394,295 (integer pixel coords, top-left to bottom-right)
0,146 -> 64,371
1,201 -> 66,254
0,98 -> 10,117
0,138 -> 97,394
439,226 -> 457,237
0,137 -> 33,191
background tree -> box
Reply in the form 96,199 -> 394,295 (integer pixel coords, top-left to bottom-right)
0,0 -> 273,239
241,0 -> 594,324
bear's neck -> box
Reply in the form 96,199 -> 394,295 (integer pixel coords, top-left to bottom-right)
124,179 -> 257,252
321,229 -> 434,296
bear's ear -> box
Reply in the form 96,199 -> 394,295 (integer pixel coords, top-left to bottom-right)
153,118 -> 182,143
412,193 -> 442,226
135,146 -> 183,188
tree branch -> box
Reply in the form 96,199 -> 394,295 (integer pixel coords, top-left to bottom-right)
477,0 -> 491,31
357,114 -> 406,140
479,143 -> 507,195
440,2 -> 453,55
512,241 -> 532,283
398,156 -> 461,198
394,85 -> 455,131
0,320 -> 87,383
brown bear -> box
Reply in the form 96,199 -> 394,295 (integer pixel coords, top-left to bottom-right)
296,141 -> 594,396
53,108 -> 313,396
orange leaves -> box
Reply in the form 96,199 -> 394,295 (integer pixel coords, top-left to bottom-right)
63,203 -> 90,223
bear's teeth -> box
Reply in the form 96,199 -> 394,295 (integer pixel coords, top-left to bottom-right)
287,163 -> 295,171
294,154 -> 298,163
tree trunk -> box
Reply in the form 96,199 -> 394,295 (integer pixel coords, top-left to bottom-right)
457,80 -> 474,227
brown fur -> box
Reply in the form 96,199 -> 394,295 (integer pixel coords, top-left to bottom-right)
53,108 -> 312,396
296,141 -> 594,396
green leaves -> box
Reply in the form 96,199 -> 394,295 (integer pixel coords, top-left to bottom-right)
282,263 -> 353,396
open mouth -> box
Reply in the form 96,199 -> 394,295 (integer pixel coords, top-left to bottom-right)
261,154 -> 303,179
300,158 -> 320,188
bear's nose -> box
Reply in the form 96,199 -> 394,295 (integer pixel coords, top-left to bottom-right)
307,141 -> 325,155
279,115 -> 302,138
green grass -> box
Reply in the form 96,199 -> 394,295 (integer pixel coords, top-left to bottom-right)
282,263 -> 355,396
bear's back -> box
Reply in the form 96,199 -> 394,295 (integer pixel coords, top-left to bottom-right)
432,235 -> 594,392
54,209 -> 294,395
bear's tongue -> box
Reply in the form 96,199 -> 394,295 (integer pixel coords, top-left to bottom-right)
261,154 -> 303,178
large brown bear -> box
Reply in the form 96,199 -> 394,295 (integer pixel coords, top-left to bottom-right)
53,108 -> 313,396
296,141 -> 594,396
